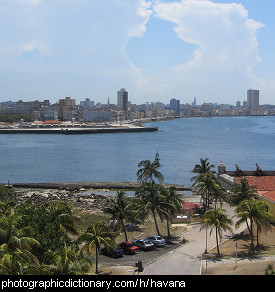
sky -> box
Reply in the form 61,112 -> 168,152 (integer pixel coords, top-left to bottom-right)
0,0 -> 274,105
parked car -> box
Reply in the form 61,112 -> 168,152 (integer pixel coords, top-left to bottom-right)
132,239 -> 154,251
125,223 -> 140,231
144,236 -> 166,247
119,241 -> 139,254
100,247 -> 124,258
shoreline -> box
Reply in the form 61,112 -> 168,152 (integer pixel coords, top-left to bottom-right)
6,182 -> 191,192
0,125 -> 158,135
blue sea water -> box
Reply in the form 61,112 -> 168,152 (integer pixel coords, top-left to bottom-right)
0,116 -> 274,188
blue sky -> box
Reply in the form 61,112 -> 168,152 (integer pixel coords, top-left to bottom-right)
0,0 -> 274,105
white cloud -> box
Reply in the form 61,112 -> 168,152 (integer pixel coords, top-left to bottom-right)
151,0 -> 265,101
0,0 -> 152,100
128,0 -> 153,37
154,0 -> 264,71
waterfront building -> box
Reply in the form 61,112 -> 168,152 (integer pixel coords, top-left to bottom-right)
192,98 -> 197,108
58,97 -> 77,121
247,89 -> 259,110
79,98 -> 94,109
81,110 -> 112,122
170,98 -> 180,116
117,88 -> 128,117
200,103 -> 214,115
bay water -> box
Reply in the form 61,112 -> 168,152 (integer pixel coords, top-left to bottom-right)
0,116 -> 274,188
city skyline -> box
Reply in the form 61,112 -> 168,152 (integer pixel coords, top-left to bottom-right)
0,0 -> 274,105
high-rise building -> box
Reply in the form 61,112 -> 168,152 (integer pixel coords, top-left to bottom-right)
247,89 -> 259,110
58,97 -> 76,121
117,88 -> 128,116
192,98 -> 197,108
170,98 -> 180,116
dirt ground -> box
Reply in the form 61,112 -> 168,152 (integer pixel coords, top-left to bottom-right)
203,225 -> 275,275
203,260 -> 275,275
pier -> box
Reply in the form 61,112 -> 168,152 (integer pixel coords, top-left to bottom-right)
0,125 -> 158,135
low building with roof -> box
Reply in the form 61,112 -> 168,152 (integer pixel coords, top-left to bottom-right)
171,201 -> 203,224
217,162 -> 275,217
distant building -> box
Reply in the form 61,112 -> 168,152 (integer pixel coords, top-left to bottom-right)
170,98 -> 180,116
79,98 -> 94,109
81,110 -> 112,122
201,103 -> 214,115
117,88 -> 128,116
247,89 -> 259,110
58,97 -> 76,121
192,98 -> 197,108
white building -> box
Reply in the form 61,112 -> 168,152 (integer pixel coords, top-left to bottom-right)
117,88 -> 128,116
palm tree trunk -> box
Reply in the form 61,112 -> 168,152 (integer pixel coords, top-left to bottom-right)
249,219 -> 255,253
216,227 -> 220,255
256,223 -> 260,247
152,211 -> 160,236
120,219 -> 128,242
166,215 -> 171,238
95,247 -> 99,274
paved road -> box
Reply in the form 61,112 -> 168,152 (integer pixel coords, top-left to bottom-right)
141,203 -> 246,275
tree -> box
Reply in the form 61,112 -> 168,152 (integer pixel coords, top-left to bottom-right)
234,198 -> 270,253
137,152 -> 164,184
76,222 -> 115,274
252,200 -> 273,248
161,186 -> 183,238
0,212 -> 40,275
135,182 -> 169,236
103,191 -> 133,241
44,244 -> 92,275
201,208 -> 233,256
17,200 -> 77,256
0,185 -> 16,203
194,172 -> 220,209
190,158 -> 216,186
229,178 -> 258,206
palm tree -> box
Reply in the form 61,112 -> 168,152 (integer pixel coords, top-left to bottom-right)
76,222 -> 115,274
190,158 -> 216,186
161,186 -> 184,238
103,191 -> 132,241
194,172 -> 220,209
0,213 -> 40,275
254,200 -> 273,248
234,198 -> 265,253
47,200 -> 77,236
230,178 -> 258,206
201,208 -> 233,256
44,244 -> 92,275
135,182 -> 169,236
137,152 -> 164,184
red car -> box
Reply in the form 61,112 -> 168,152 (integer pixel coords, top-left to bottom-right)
119,241 -> 139,254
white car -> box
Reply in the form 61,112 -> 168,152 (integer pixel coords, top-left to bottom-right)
133,239 -> 154,251
144,236 -> 166,247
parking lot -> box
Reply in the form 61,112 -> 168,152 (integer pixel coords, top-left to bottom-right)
99,241 -> 182,267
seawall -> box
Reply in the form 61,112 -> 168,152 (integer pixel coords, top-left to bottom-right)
0,126 -> 158,135
6,182 -> 191,192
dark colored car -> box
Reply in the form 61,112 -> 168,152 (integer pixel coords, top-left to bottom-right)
125,223 -> 140,231
100,247 -> 124,258
119,241 -> 139,254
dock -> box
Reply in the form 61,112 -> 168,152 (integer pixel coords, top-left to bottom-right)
0,125 -> 158,135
